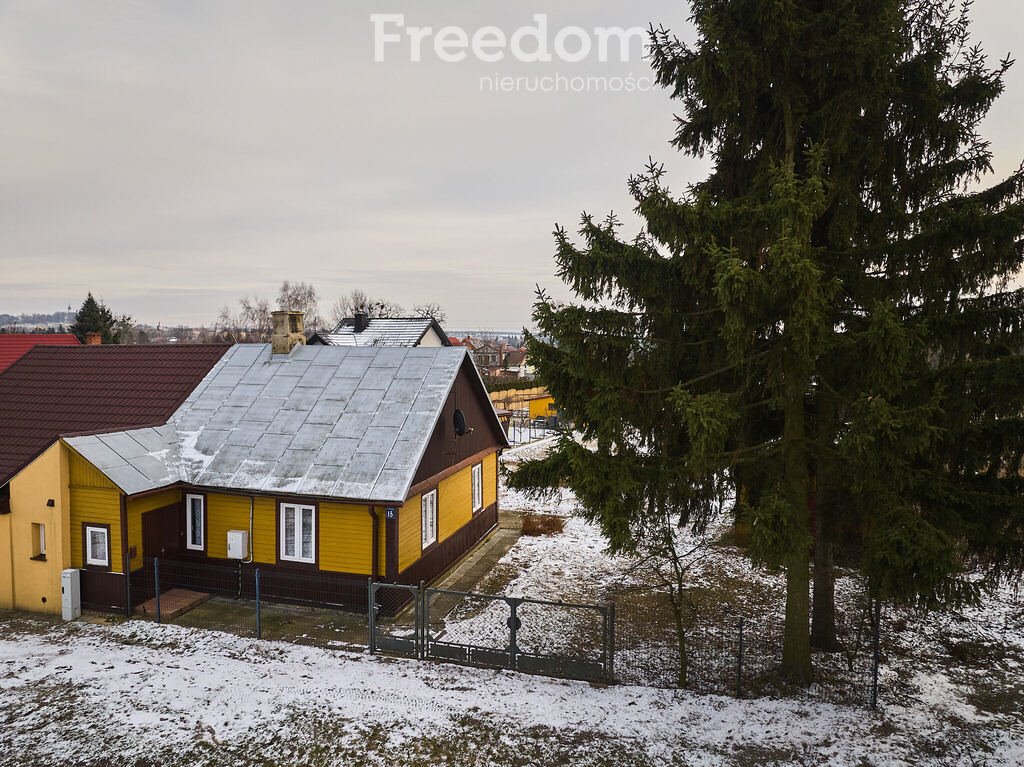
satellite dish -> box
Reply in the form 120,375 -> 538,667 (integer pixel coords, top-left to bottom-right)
453,409 -> 468,437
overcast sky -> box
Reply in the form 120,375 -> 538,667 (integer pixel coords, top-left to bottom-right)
2,1 -> 1022,331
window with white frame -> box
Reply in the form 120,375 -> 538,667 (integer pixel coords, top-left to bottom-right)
471,462 -> 483,512
280,503 -> 316,563
421,490 -> 438,549
31,523 -> 46,559
185,494 -> 205,551
85,525 -> 109,567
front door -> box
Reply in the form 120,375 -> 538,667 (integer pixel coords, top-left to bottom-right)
142,504 -> 181,560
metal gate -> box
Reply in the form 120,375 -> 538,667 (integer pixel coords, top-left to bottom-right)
369,582 -> 614,683
368,581 -> 421,658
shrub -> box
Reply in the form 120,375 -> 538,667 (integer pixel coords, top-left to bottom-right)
521,514 -> 566,536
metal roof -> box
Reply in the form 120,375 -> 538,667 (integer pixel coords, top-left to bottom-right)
0,333 -> 80,374
65,344 -> 473,503
313,317 -> 446,347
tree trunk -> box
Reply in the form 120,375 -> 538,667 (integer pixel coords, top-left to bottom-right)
810,501 -> 840,651
670,590 -> 688,687
811,390 -> 839,651
780,371 -> 813,684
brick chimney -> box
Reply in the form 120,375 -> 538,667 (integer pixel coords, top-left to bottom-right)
85,332 -> 102,345
353,311 -> 369,333
271,310 -> 306,355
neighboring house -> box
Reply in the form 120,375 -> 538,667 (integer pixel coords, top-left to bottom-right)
464,337 -> 507,376
0,343 -> 231,613
501,348 -> 533,379
310,313 -> 451,348
0,312 -> 507,615
0,333 -> 79,374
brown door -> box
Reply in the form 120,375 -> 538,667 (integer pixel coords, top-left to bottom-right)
142,504 -> 181,560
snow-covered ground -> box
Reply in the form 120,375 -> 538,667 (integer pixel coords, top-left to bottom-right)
1,609 -> 1021,767
1,437 -> 1021,765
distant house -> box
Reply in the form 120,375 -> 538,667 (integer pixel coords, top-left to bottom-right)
0,333 -> 79,375
0,312 -> 507,615
464,337 -> 507,376
310,313 -> 450,348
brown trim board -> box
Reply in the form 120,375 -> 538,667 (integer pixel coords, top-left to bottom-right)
406,446 -> 498,499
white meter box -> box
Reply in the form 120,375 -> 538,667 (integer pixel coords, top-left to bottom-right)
226,530 -> 249,560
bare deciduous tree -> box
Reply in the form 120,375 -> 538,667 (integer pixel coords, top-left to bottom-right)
328,289 -> 406,328
625,503 -> 721,687
413,302 -> 447,324
216,296 -> 272,343
277,281 -> 323,330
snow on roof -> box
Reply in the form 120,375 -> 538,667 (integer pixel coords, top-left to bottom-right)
66,343 -> 470,503
314,317 -> 445,347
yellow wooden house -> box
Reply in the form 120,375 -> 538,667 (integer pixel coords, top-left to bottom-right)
0,314 -> 507,614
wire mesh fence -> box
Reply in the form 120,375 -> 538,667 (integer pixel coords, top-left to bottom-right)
611,588 -> 880,706
138,558 -> 370,650
133,558 -> 879,705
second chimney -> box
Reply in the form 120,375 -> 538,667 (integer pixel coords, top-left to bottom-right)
271,310 -> 306,355
85,332 -> 102,345
354,311 -> 369,333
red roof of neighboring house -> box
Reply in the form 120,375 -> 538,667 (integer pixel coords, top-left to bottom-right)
0,344 -> 230,486
448,336 -> 464,346
0,334 -> 80,375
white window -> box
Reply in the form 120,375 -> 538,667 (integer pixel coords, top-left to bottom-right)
472,463 -> 483,512
421,490 -> 438,549
85,525 -> 109,567
31,523 -> 46,559
186,494 -> 205,551
280,503 -> 316,563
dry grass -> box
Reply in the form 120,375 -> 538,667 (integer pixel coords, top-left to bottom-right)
521,514 -> 566,537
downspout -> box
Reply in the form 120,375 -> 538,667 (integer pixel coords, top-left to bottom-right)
368,506 -> 379,582
120,494 -> 130,616
242,496 -> 254,564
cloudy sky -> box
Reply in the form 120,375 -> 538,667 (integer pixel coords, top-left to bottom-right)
2,1 -> 1022,331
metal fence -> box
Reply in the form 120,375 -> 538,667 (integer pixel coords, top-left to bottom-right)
369,582 -> 613,683
611,588 -> 881,707
139,557 -> 370,650
136,558 -> 880,706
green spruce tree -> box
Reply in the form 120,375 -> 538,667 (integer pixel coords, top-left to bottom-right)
70,293 -> 130,344
511,0 -> 1024,684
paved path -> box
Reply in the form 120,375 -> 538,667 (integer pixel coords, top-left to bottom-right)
388,510 -> 522,629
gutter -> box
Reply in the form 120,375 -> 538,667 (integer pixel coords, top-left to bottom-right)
120,494 -> 130,617
368,506 -> 380,582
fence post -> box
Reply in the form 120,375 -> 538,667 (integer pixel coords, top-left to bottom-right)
255,569 -> 262,640
736,617 -> 744,699
154,558 -> 161,624
508,597 -> 520,671
606,601 -> 616,683
870,599 -> 882,709
367,578 -> 376,655
423,583 -> 432,660
418,580 -> 426,660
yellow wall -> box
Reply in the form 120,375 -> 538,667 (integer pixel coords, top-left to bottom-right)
483,452 -> 498,508
68,447 -> 123,571
126,489 -> 181,569
69,487 -> 123,573
205,494 -> 277,564
438,465 -> 473,544
528,396 -> 556,419
398,493 -> 422,572
2,443 -> 72,614
320,502 -> 375,575
398,451 -> 499,574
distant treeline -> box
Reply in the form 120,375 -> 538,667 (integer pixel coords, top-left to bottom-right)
0,311 -> 71,326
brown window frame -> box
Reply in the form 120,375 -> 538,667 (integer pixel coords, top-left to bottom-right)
82,523 -> 112,571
